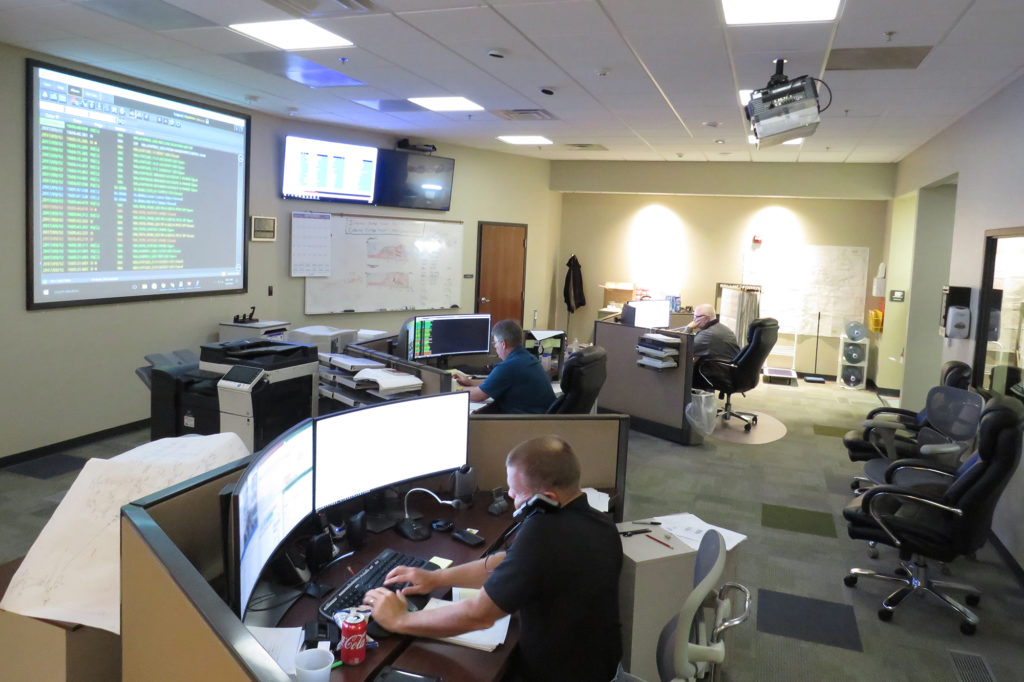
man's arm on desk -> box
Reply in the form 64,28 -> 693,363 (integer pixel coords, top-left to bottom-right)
366,554 -> 509,637
455,373 -> 490,403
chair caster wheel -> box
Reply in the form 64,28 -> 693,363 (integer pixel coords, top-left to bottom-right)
843,575 -> 857,587
850,480 -> 860,491
752,416 -> 758,424
960,621 -> 976,635
894,566 -> 908,577
877,609 -> 893,622
965,594 -> 980,607
867,547 -> 878,559
744,423 -> 752,432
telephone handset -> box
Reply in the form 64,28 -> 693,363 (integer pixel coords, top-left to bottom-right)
512,493 -> 560,519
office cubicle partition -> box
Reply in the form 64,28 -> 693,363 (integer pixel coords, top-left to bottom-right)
119,413 -> 629,680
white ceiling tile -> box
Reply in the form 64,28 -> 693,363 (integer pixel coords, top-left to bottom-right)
162,0 -> 289,25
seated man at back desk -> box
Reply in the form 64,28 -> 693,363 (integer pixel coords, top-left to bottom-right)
455,319 -> 556,414
363,435 -> 623,682
686,303 -> 740,390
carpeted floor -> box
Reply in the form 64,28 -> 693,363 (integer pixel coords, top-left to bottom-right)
620,380 -> 1024,682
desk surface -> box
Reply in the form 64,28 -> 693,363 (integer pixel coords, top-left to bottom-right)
278,492 -> 519,682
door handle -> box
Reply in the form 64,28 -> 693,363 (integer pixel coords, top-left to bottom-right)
480,297 -> 491,303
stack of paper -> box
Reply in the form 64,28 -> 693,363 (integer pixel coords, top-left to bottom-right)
318,352 -> 386,372
422,589 -> 510,651
353,367 -> 423,395
637,356 -> 678,369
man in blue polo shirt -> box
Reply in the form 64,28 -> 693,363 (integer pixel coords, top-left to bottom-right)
455,319 -> 556,414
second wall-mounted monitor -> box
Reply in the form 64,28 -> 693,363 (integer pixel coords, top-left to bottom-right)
281,134 -> 377,204
374,149 -> 455,211
412,313 -> 491,360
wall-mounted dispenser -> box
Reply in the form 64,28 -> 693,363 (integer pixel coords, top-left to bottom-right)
940,285 -> 972,339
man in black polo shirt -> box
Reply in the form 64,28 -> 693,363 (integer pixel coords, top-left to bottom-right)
363,436 -> 623,682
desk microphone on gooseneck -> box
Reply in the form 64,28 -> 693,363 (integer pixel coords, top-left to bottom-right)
395,487 -> 466,541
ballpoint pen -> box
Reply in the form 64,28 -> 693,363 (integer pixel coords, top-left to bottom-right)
646,534 -> 672,549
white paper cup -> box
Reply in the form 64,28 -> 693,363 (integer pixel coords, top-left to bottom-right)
294,647 -> 335,682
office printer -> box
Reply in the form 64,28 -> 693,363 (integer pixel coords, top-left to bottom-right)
197,339 -> 320,452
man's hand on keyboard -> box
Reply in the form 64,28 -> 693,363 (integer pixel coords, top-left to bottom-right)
364,586 -> 407,631
384,566 -> 438,595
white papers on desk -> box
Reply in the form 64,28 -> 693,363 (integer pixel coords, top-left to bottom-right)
291,212 -> 332,277
0,433 -> 249,634
652,513 -> 747,551
583,487 -> 610,512
423,592 -> 510,651
528,330 -> 564,341
248,625 -> 304,675
320,352 -> 386,372
352,368 -> 423,395
641,333 -> 681,345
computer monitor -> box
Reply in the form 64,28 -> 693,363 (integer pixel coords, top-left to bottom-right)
622,300 -> 671,328
411,313 -> 492,360
232,419 -> 314,616
314,391 -> 470,510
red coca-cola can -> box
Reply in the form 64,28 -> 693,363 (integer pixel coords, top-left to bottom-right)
340,613 -> 367,665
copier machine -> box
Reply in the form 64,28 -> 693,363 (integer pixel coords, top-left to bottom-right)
149,339 -> 318,453
199,339 -> 319,452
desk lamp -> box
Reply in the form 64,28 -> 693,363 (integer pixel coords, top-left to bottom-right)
396,488 -> 465,541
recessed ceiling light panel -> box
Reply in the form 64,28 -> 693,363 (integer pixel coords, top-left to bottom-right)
498,135 -> 553,145
722,0 -> 840,25
229,19 -> 353,50
408,97 -> 483,112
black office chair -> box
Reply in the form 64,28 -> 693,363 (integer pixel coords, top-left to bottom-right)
696,318 -> 778,432
547,345 -> 607,414
843,360 -> 973,462
842,395 -> 1024,634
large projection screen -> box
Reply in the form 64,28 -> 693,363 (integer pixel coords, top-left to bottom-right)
26,60 -> 250,309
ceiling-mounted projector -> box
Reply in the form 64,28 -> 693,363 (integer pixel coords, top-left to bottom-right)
745,59 -> 830,149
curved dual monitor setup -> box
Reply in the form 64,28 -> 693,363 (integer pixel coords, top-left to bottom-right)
230,391 -> 470,619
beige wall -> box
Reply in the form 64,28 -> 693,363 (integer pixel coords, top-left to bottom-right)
1,44 -> 561,460
557,193 -> 888,376
874,193 -> 917,391
896,70 -> 1024,565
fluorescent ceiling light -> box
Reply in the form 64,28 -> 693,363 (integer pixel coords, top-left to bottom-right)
408,97 -> 483,112
723,0 -> 841,25
498,135 -> 553,145
229,19 -> 352,50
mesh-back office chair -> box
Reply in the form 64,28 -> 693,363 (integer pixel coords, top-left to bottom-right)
842,395 -> 1023,635
843,360 -> 972,462
855,386 -> 984,489
656,531 -> 750,682
696,318 -> 778,432
547,345 -> 607,414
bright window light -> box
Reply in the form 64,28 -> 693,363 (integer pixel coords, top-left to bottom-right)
229,19 -> 352,50
408,97 -> 483,112
497,135 -> 553,145
723,0 -> 841,25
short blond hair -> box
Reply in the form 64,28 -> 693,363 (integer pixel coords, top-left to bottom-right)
506,435 -> 581,492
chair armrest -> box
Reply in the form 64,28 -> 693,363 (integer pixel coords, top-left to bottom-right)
863,487 -> 963,547
884,459 -> 958,484
712,582 -> 751,642
866,407 -> 919,421
919,443 -> 961,456
863,418 -> 906,430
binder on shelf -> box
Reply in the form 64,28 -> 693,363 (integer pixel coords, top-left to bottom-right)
319,352 -> 386,372
635,345 -> 679,359
353,368 -> 423,395
637,356 -> 678,370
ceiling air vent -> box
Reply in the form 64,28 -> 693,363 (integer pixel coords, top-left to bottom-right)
264,0 -> 381,18
564,143 -> 608,151
492,109 -> 557,121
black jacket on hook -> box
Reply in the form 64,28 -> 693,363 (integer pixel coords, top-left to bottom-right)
564,255 -> 586,313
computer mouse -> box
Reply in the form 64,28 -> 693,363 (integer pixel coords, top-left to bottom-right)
431,519 -> 453,532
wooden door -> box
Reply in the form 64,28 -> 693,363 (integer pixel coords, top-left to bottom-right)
475,222 -> 526,323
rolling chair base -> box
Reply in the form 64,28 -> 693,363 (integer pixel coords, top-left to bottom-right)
843,557 -> 980,634
717,393 -> 757,432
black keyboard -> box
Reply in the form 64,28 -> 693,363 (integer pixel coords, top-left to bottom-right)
318,548 -> 436,621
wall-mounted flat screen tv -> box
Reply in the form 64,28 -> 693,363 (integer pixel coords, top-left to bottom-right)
281,134 -> 377,204
374,149 -> 454,211
26,60 -> 250,310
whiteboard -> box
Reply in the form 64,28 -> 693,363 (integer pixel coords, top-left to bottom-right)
743,245 -> 868,337
303,214 -> 464,314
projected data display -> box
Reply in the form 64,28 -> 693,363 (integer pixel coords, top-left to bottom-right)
27,62 -> 249,309
281,135 -> 377,203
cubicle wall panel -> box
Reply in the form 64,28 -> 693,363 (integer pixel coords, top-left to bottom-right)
143,463 -> 247,583
467,415 -> 628,497
594,322 -> 697,443
121,511 -> 287,681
